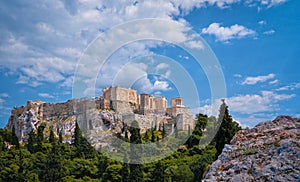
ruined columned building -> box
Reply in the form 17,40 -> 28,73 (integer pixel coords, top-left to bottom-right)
99,86 -> 194,132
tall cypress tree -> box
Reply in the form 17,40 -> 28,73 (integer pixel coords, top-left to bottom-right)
128,120 -> 143,182
74,121 -> 81,148
151,128 -> 155,142
49,126 -> 55,143
121,152 -> 130,182
37,124 -> 46,151
73,120 -> 95,159
162,123 -> 166,138
11,125 -> 20,149
27,130 -> 36,153
58,130 -> 63,143
214,99 -> 241,156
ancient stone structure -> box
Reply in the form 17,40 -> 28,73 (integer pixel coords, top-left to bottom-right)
6,86 -> 194,145
101,86 -> 139,113
100,86 -> 194,131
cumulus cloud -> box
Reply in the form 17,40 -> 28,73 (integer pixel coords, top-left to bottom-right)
0,93 -> 9,98
245,0 -> 289,8
227,91 -> 295,114
258,20 -> 267,25
197,90 -> 295,118
202,23 -> 256,42
276,82 -> 300,91
38,93 -> 55,99
242,73 -> 275,85
263,29 -> 275,35
0,0 -> 288,89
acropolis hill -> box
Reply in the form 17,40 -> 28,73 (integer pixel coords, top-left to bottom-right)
6,86 -> 194,144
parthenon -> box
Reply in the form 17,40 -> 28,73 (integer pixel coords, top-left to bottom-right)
99,86 -> 194,131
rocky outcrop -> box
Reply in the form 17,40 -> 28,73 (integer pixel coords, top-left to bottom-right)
203,116 -> 300,181
5,99 -> 122,145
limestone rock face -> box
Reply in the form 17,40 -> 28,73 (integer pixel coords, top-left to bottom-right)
5,99 -> 122,145
203,116 -> 300,181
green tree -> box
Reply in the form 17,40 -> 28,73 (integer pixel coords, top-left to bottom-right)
187,114 -> 207,148
0,135 -> 5,151
37,124 -> 46,151
103,164 -> 122,182
152,160 -> 165,182
144,130 -> 149,141
214,99 -> 241,156
128,121 -> 143,182
74,121 -> 81,148
43,143 -> 67,181
73,121 -> 96,159
165,164 -> 194,182
49,126 -> 55,143
59,130 -> 63,143
190,154 -> 215,181
162,123 -> 166,138
11,125 -> 20,149
151,128 -> 155,142
124,129 -> 129,141
27,130 -> 36,153
121,153 -> 130,182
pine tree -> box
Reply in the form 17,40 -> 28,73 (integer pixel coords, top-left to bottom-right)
144,130 -> 149,141
11,125 -> 20,149
37,124 -> 46,151
174,122 -> 178,138
27,130 -> 36,153
152,160 -> 165,182
49,126 -> 55,143
58,130 -> 63,143
121,153 -> 130,182
73,120 -> 95,159
44,141 -> 66,181
74,121 -> 81,148
151,128 -> 155,142
214,99 -> 241,156
162,123 -> 166,138
128,120 -> 143,181
125,129 -> 128,140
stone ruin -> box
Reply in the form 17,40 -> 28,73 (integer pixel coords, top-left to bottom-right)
6,86 -> 194,144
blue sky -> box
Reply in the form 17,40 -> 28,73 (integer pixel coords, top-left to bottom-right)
0,0 -> 299,128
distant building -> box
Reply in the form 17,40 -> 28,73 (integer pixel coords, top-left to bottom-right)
99,86 -> 194,132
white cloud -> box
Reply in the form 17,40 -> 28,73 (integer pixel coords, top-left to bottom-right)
227,91 -> 295,114
269,79 -> 279,85
153,80 -> 171,91
155,63 -> 169,71
258,20 -> 267,25
234,74 -> 242,78
262,0 -> 288,8
276,82 -> 300,91
242,73 -> 275,85
202,23 -> 256,42
198,90 -> 295,117
263,29 -> 275,35
0,98 -> 4,110
184,40 -> 205,49
38,93 -> 55,99
0,0 -> 288,89
0,93 -> 9,98
245,0 -> 289,8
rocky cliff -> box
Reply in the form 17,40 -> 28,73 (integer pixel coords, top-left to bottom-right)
5,99 -> 122,145
203,116 -> 300,181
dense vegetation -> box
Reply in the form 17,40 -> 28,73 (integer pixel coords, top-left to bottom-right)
0,102 -> 241,182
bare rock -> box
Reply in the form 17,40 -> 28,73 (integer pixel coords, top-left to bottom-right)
203,116 -> 300,181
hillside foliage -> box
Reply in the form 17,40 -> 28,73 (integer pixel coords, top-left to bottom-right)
0,102 -> 240,182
